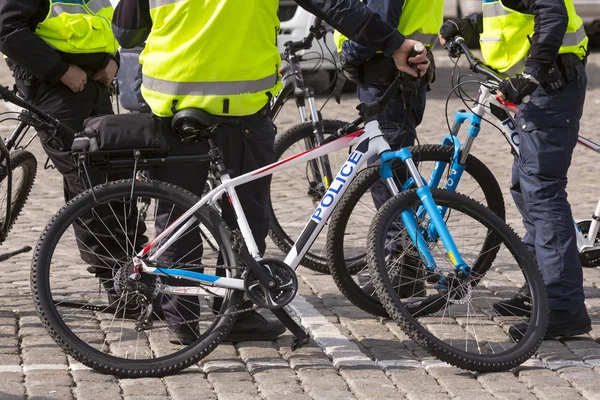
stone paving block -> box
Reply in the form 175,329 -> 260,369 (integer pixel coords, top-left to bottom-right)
263,395 -> 312,400
163,370 -> 213,389
71,369 -> 118,383
72,383 -> 122,400
305,389 -> 356,400
532,386 -> 585,399
258,383 -> 306,396
211,381 -> 259,395
491,393 -> 538,400
556,366 -> 600,392
0,384 -> 26,400
404,392 -> 451,400
215,394 -> 262,400
26,385 -> 73,400
297,370 -> 351,392
449,391 -> 497,400
169,388 -> 217,400
120,378 -> 167,397
25,371 -> 73,386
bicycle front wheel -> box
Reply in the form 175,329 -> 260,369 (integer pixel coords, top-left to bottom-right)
0,150 -> 37,243
32,180 -> 243,377
368,188 -> 547,372
327,145 -> 505,317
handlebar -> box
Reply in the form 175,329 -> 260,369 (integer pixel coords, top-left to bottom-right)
450,37 -> 504,84
285,17 -> 328,54
0,85 -> 77,136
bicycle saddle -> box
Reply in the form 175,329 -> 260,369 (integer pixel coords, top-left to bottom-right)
171,108 -> 216,133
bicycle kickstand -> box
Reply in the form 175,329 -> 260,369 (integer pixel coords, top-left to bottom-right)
0,245 -> 32,262
271,308 -> 310,351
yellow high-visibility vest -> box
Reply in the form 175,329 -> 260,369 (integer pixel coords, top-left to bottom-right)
140,0 -> 282,117
481,0 -> 588,76
35,0 -> 117,55
334,0 -> 444,53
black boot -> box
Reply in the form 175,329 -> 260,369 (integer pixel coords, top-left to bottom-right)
509,307 -> 591,342
493,284 -> 532,317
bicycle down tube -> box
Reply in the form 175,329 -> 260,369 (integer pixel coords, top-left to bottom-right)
135,121 -> 470,293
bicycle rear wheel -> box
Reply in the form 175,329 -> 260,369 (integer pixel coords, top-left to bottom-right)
32,180 -> 243,377
368,188 -> 547,372
327,145 -> 505,316
0,150 -> 37,243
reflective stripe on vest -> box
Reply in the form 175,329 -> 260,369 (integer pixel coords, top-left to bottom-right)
481,0 -> 588,75
334,0 -> 444,53
142,73 -> 278,97
140,0 -> 281,117
35,0 -> 117,55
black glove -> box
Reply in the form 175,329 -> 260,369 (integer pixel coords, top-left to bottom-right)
439,18 -> 474,43
498,75 -> 539,105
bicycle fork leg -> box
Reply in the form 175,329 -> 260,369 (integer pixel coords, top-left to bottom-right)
380,149 -> 470,276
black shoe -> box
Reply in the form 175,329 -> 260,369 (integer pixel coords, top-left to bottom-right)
106,292 -> 142,319
508,308 -> 591,342
169,330 -> 200,345
493,284 -> 532,317
357,253 -> 426,298
223,309 -> 286,343
106,292 -> 165,320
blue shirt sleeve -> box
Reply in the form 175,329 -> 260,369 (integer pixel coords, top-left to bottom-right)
342,0 -> 404,65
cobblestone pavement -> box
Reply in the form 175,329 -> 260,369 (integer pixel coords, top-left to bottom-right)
0,49 -> 598,399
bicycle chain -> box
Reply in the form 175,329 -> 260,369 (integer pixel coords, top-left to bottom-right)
139,261 -> 255,330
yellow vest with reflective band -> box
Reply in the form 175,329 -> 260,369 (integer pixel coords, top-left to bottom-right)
140,0 -> 281,118
334,0 -> 444,53
35,0 -> 117,55
481,0 -> 588,76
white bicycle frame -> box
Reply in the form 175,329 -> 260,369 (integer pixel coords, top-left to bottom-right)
132,120 -> 408,296
460,83 -> 600,254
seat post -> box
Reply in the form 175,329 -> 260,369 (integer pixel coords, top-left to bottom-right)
207,138 -> 228,177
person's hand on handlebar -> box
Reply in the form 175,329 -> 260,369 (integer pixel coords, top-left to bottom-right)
392,39 -> 429,78
498,75 -> 539,105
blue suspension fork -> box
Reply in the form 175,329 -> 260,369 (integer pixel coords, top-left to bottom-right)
380,148 -> 470,278
406,110 -> 482,240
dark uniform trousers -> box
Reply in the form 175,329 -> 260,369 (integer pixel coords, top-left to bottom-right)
151,110 -> 276,330
359,79 -> 428,209
14,77 -> 139,277
511,57 -> 587,311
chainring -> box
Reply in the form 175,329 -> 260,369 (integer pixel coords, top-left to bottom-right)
577,220 -> 600,267
244,259 -> 298,309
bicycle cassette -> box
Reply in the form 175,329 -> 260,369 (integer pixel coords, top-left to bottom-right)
244,259 -> 298,309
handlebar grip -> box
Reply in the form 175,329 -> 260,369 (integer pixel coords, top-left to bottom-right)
409,43 -> 426,59
313,17 -> 322,28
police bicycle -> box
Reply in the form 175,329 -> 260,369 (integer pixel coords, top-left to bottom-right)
29,59 -> 548,375
438,37 -> 600,268
326,35 -> 596,321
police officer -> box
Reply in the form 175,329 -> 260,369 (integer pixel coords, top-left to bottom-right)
0,1 -> 134,284
112,0 -> 429,344
440,0 -> 589,340
335,0 -> 444,297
